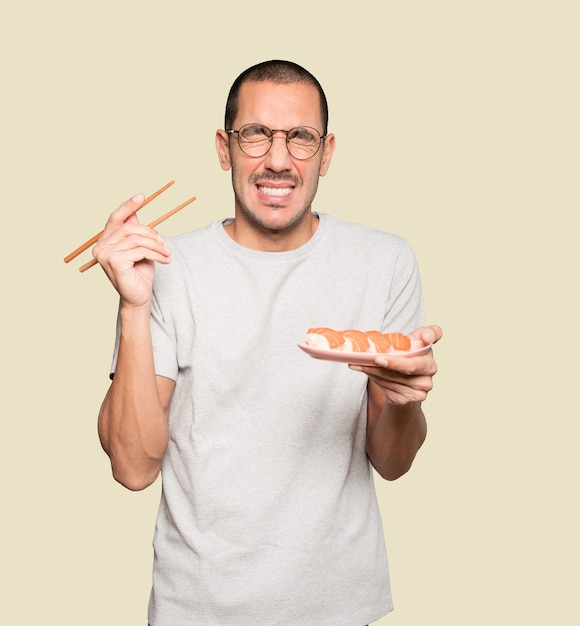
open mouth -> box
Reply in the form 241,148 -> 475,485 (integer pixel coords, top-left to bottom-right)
257,185 -> 293,197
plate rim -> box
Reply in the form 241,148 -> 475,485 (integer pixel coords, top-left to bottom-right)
297,340 -> 432,364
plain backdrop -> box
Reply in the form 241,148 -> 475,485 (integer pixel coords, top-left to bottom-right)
2,1 -> 578,624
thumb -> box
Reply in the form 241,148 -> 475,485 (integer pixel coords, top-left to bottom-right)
422,325 -> 442,345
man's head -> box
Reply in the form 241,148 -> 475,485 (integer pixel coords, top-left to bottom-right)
224,60 -> 329,136
216,60 -> 335,250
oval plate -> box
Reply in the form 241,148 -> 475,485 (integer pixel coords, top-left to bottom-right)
297,340 -> 432,365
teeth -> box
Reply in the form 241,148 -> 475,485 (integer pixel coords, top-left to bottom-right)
258,186 -> 292,196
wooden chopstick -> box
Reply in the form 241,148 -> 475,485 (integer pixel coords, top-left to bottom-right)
78,196 -> 197,273
63,180 -> 176,264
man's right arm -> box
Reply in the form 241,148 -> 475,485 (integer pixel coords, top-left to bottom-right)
98,305 -> 174,491
93,193 -> 175,491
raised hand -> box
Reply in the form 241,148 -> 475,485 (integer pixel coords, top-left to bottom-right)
92,193 -> 172,309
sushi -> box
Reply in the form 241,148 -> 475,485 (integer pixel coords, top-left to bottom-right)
306,328 -> 411,353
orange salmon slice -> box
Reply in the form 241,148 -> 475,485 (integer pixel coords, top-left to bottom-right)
307,327 -> 345,349
341,329 -> 371,352
382,332 -> 411,351
365,330 -> 392,352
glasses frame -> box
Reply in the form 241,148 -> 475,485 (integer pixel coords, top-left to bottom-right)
226,124 -> 327,160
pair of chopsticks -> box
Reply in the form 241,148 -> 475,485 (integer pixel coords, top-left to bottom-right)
64,180 -> 196,272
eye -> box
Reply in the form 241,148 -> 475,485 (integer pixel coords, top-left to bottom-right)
239,124 -> 271,142
288,127 -> 319,145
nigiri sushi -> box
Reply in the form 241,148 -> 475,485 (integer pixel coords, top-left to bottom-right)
341,329 -> 371,352
306,327 -> 345,349
306,328 -> 411,353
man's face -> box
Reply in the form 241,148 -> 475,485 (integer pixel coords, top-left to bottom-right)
216,80 -> 335,246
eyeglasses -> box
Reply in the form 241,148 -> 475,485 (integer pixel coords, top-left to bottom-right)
227,123 -> 326,160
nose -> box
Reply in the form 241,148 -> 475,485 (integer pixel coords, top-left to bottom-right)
264,131 -> 292,171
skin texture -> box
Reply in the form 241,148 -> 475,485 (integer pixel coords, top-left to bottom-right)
93,193 -> 174,490
94,79 -> 441,489
215,81 -> 335,252
361,325 -> 442,480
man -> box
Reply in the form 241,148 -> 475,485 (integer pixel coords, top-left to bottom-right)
94,60 -> 441,626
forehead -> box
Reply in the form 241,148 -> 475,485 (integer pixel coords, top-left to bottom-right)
234,81 -> 323,131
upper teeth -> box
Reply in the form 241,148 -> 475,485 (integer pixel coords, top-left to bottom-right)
258,186 -> 292,196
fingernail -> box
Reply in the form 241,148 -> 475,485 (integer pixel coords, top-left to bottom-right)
424,328 -> 435,343
132,193 -> 144,203
349,365 -> 363,372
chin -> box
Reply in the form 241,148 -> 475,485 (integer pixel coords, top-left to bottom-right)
265,211 -> 310,233
243,203 -> 308,231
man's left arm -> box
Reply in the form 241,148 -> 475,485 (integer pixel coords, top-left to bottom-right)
352,325 -> 442,480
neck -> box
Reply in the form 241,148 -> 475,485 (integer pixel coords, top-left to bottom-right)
224,212 -> 319,252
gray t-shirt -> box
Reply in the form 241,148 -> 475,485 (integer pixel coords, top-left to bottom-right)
112,213 -> 424,626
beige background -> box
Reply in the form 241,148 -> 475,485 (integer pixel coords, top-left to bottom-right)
2,1 -> 578,624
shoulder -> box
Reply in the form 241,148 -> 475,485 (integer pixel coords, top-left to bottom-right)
317,213 -> 413,258
151,220 -> 224,290
165,220 -> 220,250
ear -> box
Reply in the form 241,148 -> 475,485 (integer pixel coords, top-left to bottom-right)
319,133 -> 336,177
215,130 -> 232,171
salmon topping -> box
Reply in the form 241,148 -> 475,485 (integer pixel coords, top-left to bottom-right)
306,328 -> 411,353
307,327 -> 345,349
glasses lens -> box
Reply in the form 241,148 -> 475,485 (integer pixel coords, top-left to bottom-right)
238,124 -> 272,157
286,127 -> 322,159
235,124 -> 323,159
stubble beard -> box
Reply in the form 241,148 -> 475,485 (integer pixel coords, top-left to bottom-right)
233,170 -> 320,235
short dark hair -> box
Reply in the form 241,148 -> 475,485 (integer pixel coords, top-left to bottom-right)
224,60 -> 329,135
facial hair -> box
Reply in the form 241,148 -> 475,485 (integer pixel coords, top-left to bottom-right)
232,168 -> 321,233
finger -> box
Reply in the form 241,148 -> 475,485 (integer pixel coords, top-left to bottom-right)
367,355 -> 415,374
353,353 -> 437,378
369,373 -> 433,401
384,386 -> 429,405
95,219 -> 169,257
407,326 -> 433,346
110,235 -> 170,257
433,325 -> 443,343
366,373 -> 431,404
423,325 -> 443,345
349,362 -> 402,379
105,246 -> 172,269
101,225 -> 168,249
402,325 -> 442,352
107,193 -> 146,227
96,233 -> 171,265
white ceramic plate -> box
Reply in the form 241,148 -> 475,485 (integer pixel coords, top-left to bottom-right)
297,340 -> 432,365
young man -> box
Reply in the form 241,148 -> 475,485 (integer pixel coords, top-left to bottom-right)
95,60 -> 441,626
